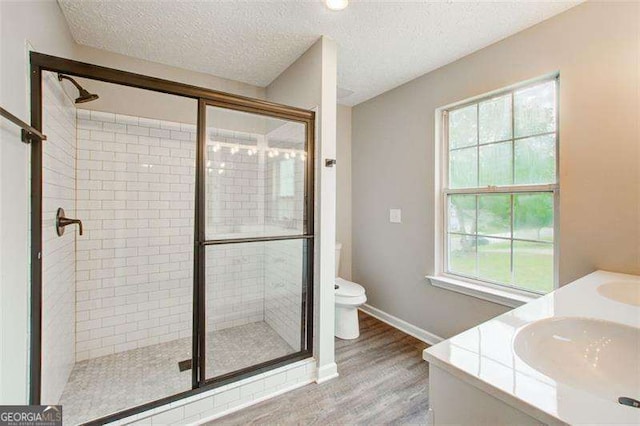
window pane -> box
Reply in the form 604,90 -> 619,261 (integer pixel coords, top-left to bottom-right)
449,105 -> 477,149
478,194 -> 511,237
450,146 -> 478,188
206,106 -> 307,240
479,94 -> 511,144
448,234 -> 476,277
448,195 -> 476,234
478,237 -> 512,284
514,193 -> 554,242
513,241 -> 554,293
514,81 -> 556,138
514,134 -> 556,185
479,142 -> 512,186
204,239 -> 306,379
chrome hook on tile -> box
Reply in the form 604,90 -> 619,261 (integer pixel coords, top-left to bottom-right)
56,208 -> 83,236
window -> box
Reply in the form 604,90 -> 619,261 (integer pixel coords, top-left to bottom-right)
442,77 -> 558,296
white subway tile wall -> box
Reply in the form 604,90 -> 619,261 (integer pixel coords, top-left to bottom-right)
41,71 -> 77,404
74,111 -> 308,361
204,137 -> 268,332
206,133 -> 265,238
74,110 -> 197,361
263,149 -> 306,349
205,243 -> 265,332
264,239 -> 305,349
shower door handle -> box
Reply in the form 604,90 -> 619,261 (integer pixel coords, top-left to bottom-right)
56,208 -> 83,236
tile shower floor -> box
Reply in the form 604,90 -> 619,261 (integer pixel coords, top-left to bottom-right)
59,321 -> 295,425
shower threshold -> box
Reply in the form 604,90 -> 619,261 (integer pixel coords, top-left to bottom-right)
58,321 -> 294,425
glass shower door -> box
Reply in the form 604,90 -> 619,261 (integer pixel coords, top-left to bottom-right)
198,103 -> 313,382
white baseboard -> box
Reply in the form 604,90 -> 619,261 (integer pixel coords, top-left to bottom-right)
359,304 -> 444,346
315,362 -> 339,384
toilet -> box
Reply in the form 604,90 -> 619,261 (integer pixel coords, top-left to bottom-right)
335,243 -> 367,339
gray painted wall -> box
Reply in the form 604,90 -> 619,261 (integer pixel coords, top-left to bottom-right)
352,2 -> 639,339
336,105 -> 352,280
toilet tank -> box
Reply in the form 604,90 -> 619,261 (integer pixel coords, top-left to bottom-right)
335,242 -> 342,277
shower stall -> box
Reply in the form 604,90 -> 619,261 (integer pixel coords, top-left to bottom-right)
31,53 -> 314,425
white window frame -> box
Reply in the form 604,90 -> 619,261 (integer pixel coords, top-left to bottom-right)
429,74 -> 560,307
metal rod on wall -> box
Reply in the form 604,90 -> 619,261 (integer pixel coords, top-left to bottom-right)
0,106 -> 47,143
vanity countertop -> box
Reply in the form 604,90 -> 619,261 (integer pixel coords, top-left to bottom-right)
423,270 -> 640,425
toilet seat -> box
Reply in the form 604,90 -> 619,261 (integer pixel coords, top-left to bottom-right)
335,278 -> 365,297
335,278 -> 366,306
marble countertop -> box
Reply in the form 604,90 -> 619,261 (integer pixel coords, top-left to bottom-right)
423,270 -> 640,425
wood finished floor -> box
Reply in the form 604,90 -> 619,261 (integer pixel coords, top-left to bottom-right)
209,311 -> 430,425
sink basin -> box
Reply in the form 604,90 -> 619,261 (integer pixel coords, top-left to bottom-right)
598,280 -> 640,306
514,317 -> 640,401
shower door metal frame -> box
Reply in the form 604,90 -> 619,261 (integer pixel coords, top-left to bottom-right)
29,52 -> 315,425
196,99 -> 315,387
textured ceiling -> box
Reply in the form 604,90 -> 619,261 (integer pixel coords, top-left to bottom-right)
58,1 -> 580,106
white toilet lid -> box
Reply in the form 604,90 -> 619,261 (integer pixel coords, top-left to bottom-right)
335,278 -> 365,297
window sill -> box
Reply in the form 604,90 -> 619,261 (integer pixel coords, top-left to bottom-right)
426,275 -> 539,308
